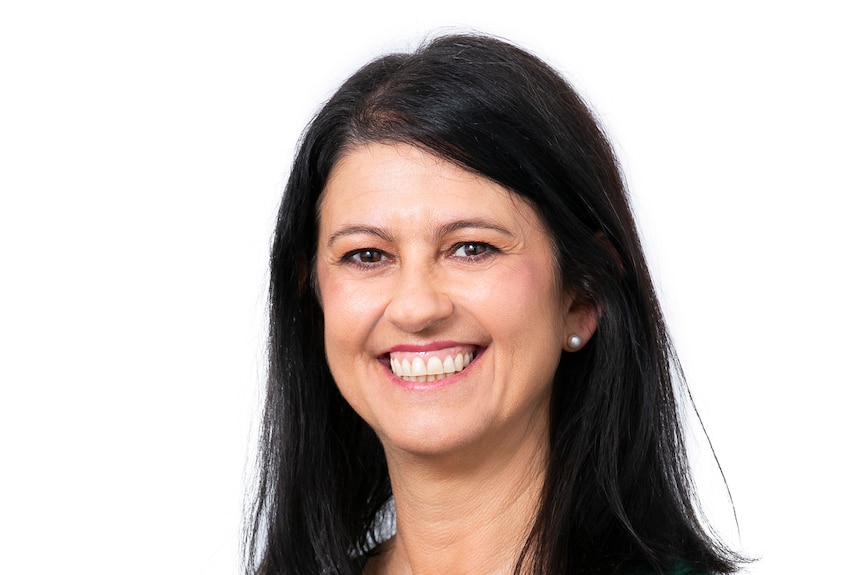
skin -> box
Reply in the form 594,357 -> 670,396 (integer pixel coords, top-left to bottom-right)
316,143 -> 596,574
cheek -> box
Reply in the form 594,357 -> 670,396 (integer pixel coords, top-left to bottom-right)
469,260 -> 563,338
317,269 -> 385,360
317,273 -> 362,398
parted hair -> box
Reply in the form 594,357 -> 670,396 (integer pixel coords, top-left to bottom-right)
246,33 -> 742,575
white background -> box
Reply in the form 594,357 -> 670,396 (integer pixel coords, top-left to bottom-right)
1,1 -> 859,573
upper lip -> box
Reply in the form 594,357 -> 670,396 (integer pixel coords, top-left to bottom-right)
381,341 -> 482,355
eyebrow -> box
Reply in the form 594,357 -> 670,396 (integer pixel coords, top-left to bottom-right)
326,218 -> 514,248
326,225 -> 395,248
436,219 -> 515,239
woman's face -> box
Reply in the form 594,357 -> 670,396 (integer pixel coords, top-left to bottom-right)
315,143 -> 593,459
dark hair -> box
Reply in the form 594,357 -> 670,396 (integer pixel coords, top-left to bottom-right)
247,33 -> 742,575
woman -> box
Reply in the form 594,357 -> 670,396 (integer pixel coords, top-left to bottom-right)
246,33 -> 743,575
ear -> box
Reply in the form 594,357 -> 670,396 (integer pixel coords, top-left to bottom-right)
561,294 -> 599,352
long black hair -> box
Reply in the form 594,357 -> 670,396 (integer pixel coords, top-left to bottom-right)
246,33 -> 743,575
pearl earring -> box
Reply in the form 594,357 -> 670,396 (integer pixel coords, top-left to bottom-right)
567,334 -> 583,351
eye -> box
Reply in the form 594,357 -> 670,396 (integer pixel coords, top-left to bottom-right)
354,249 -> 382,263
344,248 -> 387,267
452,242 -> 494,259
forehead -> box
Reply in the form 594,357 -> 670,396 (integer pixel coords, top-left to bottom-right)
318,143 -> 536,230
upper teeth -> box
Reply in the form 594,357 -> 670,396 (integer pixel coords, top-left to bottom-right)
389,352 -> 474,382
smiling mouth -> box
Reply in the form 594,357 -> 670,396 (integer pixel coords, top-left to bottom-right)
387,347 -> 477,383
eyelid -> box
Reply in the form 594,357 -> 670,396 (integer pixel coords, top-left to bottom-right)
337,241 -> 497,269
341,247 -> 391,268
450,241 -> 497,259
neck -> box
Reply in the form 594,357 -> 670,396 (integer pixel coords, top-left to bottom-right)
368,416 -> 549,575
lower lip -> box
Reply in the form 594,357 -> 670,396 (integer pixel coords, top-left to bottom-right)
383,350 -> 482,391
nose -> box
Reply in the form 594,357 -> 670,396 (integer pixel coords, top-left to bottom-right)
384,261 -> 454,333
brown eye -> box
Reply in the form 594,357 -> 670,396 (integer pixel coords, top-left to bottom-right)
349,249 -> 384,264
453,242 -> 491,258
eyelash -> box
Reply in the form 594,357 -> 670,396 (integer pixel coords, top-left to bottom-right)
343,249 -> 389,268
341,242 -> 497,269
451,242 -> 496,260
